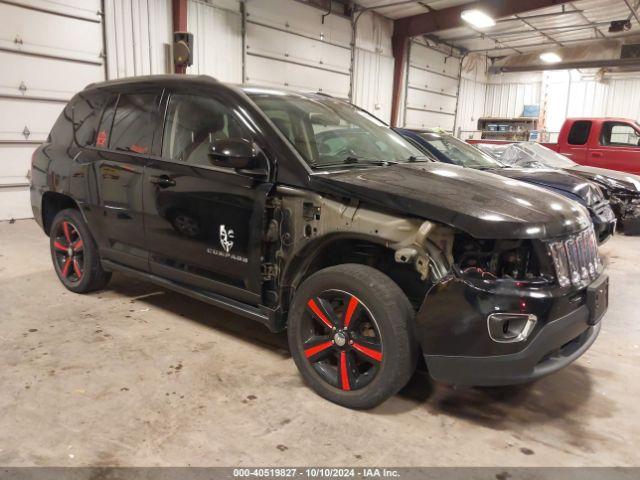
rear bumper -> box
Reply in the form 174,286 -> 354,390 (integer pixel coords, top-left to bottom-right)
425,307 -> 600,386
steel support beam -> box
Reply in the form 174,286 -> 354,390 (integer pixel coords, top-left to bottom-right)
390,35 -> 408,127
393,0 -> 573,39
172,0 -> 188,74
389,0 -> 572,126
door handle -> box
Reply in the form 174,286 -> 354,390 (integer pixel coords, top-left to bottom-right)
149,175 -> 176,188
590,152 -> 603,158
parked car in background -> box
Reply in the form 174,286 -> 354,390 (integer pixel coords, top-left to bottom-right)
396,128 -> 617,244
540,118 -> 640,174
477,142 -> 640,236
31,75 -> 608,409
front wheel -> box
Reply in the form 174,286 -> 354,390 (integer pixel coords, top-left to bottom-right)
288,264 -> 417,409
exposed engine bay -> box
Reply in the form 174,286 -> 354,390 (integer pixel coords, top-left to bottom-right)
451,234 -> 546,281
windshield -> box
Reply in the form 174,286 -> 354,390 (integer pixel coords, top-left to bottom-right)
245,89 -> 425,169
416,132 -> 505,169
501,142 -> 577,168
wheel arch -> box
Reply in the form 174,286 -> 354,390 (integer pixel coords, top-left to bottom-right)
279,233 -> 429,318
41,192 -> 82,236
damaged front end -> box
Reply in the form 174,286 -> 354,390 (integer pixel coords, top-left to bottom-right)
607,191 -> 640,235
414,227 -> 605,386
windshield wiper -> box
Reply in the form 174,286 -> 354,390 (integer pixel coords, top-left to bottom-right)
316,157 -> 400,169
406,155 -> 433,163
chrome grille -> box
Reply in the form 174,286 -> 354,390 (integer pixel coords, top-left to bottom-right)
547,228 -> 602,288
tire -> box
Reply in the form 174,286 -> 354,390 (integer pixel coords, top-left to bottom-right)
288,264 -> 417,409
49,208 -> 111,293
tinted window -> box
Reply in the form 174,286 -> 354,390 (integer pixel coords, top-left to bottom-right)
109,92 -> 161,154
49,103 -> 74,146
73,91 -> 109,147
600,122 -> 640,147
418,132 -> 503,169
162,93 -> 250,165
246,89 -> 423,169
567,121 -> 591,145
48,91 -> 109,147
95,94 -> 117,149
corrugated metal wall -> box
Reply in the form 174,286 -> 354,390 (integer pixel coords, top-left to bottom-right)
484,73 -> 543,119
187,0 -> 242,83
104,0 -> 172,79
543,70 -> 640,134
352,11 -> 394,123
454,54 -> 487,138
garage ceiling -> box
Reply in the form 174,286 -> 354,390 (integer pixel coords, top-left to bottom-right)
355,0 -> 640,57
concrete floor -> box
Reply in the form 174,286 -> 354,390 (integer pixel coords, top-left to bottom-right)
0,219 -> 639,467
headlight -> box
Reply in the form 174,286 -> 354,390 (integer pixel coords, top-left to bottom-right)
547,228 -> 602,288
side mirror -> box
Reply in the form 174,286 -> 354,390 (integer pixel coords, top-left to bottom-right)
208,138 -> 258,169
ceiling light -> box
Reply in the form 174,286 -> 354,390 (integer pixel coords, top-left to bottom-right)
461,9 -> 496,28
540,52 -> 562,63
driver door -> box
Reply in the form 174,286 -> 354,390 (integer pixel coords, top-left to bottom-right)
142,89 -> 271,305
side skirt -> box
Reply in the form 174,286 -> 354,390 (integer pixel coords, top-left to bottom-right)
102,259 -> 283,333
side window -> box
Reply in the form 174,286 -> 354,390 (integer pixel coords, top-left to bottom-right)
95,94 -> 117,149
162,93 -> 250,165
601,122 -> 640,147
108,92 -> 161,154
567,121 -> 592,145
72,91 -> 109,147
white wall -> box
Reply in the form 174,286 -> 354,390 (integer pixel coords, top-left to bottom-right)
543,70 -> 640,134
352,11 -> 394,123
455,53 -> 487,136
104,0 -> 172,79
187,0 -> 242,83
0,0 -> 105,220
244,0 -> 352,98
404,39 -> 461,131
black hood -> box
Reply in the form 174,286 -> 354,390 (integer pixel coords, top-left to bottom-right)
310,163 -> 590,240
567,165 -> 640,195
488,167 -> 605,207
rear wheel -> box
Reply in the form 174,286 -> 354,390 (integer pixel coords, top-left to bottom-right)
288,264 -> 417,409
50,208 -> 111,293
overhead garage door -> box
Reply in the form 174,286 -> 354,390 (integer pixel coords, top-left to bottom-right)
244,0 -> 352,98
0,0 -> 105,220
404,41 -> 461,131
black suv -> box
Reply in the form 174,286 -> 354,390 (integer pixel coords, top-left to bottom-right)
31,75 -> 608,409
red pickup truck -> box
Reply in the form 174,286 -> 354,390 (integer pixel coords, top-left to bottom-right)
542,118 -> 640,174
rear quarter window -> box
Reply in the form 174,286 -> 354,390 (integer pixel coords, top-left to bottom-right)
48,91 -> 110,147
567,121 -> 592,145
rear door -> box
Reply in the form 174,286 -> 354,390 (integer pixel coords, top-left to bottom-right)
588,121 -> 640,174
142,88 -> 272,305
81,89 -> 163,271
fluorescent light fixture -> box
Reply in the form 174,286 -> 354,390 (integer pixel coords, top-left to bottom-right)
540,52 -> 562,63
461,9 -> 496,28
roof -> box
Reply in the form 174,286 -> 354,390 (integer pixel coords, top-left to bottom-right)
355,0 -> 640,58
84,74 -> 219,91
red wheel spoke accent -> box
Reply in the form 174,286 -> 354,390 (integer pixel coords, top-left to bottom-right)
339,351 -> 351,391
304,340 -> 333,359
343,295 -> 359,329
352,342 -> 382,362
62,222 -> 72,242
72,258 -> 83,279
53,241 -> 68,252
307,298 -> 334,329
61,258 -> 72,277
72,239 -> 84,252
